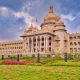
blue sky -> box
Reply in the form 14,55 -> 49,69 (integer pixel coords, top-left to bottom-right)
0,0 -> 80,41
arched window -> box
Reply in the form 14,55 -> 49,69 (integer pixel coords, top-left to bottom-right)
78,42 -> 80,45
49,37 -> 51,40
74,48 -> 77,52
78,48 -> 80,52
69,36 -> 72,39
49,42 -> 51,46
33,37 -> 36,42
42,37 -> 44,41
37,36 -> 40,41
70,48 -> 73,53
70,42 -> 73,45
74,36 -> 76,39
41,48 -> 44,52
78,36 -> 80,39
42,43 -> 44,46
74,42 -> 77,46
49,47 -> 51,52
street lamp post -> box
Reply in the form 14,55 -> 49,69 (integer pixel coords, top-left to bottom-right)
64,53 -> 67,62
2,55 -> 4,60
17,54 -> 20,61
37,50 -> 40,63
0,50 -> 4,60
64,39 -> 67,62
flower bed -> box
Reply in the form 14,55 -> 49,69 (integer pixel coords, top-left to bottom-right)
3,60 -> 27,65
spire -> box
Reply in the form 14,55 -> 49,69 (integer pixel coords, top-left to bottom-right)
30,24 -> 33,27
29,24 -> 33,29
49,5 -> 53,13
31,24 -> 33,26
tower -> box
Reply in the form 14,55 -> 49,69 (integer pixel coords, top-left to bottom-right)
40,5 -> 68,54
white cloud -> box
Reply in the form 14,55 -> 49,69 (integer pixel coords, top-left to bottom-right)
60,13 -> 80,33
0,2 -> 40,28
60,14 -> 76,21
0,1 -> 44,40
14,2 -> 39,27
75,26 -> 80,33
0,7 -> 9,16
14,11 -> 35,27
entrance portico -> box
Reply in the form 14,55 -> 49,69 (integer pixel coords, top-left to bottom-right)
22,33 -> 55,56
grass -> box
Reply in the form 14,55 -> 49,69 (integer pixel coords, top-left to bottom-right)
0,56 -> 80,80
0,64 -> 80,80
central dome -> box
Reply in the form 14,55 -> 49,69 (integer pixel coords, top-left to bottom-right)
40,5 -> 65,32
44,5 -> 60,22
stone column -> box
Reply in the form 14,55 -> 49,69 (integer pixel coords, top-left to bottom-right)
31,37 -> 33,53
46,36 -> 48,51
50,36 -> 52,53
28,37 -> 29,53
40,36 -> 42,53
36,36 -> 38,53
44,36 -> 46,53
45,35 -> 49,56
25,37 -> 27,54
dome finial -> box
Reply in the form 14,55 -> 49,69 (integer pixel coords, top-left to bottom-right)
50,5 -> 53,13
29,23 -> 33,28
31,23 -> 32,26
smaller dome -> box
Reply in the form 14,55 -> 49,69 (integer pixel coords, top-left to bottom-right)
25,24 -> 38,33
28,24 -> 34,30
28,24 -> 38,31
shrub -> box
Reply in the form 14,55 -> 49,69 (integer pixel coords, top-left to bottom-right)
0,60 -> 3,65
72,54 -> 80,62
8,56 -> 16,60
20,55 -> 29,59
31,54 -> 35,58
3,60 -> 27,65
46,54 -> 51,58
55,54 -> 63,60
67,54 -> 73,60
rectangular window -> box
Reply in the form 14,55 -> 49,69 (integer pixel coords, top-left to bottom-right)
34,48 -> 35,52
77,36 -> 80,39
70,48 -> 73,53
42,43 -> 44,46
78,48 -> 80,52
78,42 -> 80,45
74,36 -> 76,39
74,42 -> 77,46
49,47 -> 51,52
69,37 -> 72,39
49,42 -> 51,46
74,48 -> 77,52
70,42 -> 73,45
41,48 -> 44,52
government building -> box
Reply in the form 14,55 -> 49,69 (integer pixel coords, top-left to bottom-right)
0,5 -> 80,57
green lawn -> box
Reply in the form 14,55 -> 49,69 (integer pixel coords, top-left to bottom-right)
0,62 -> 80,80
0,55 -> 80,80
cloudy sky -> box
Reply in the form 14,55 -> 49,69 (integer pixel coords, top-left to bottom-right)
0,0 -> 80,41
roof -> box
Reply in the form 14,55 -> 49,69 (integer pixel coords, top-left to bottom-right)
21,30 -> 55,37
